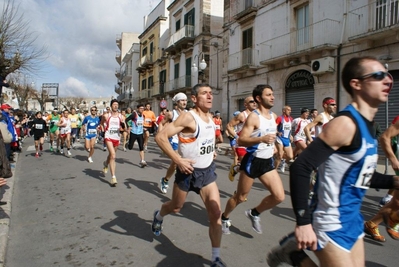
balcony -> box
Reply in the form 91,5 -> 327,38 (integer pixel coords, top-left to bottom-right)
120,67 -> 132,82
228,48 -> 260,73
167,76 -> 192,93
114,85 -> 121,94
259,19 -> 341,65
165,25 -> 195,53
115,51 -> 121,64
347,0 -> 399,41
137,54 -> 154,71
116,34 -> 121,49
231,0 -> 257,24
139,89 -> 154,99
115,68 -> 121,79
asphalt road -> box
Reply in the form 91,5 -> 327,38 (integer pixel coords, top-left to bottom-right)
3,136 -> 398,267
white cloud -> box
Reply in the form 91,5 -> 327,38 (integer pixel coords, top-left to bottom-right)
15,0 -> 152,97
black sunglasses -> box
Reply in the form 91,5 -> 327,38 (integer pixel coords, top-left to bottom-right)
357,71 -> 389,81
248,100 -> 256,103
91,109 -> 97,111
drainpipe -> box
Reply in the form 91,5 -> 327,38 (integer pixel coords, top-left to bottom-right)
227,78 -> 230,122
337,1 -> 348,111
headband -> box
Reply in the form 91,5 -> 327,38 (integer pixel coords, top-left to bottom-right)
323,99 -> 336,105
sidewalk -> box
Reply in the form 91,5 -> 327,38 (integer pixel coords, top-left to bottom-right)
0,152 -> 18,267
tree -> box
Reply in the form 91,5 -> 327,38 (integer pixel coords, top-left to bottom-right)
30,87 -> 50,111
58,97 -> 85,111
0,0 -> 47,79
6,73 -> 36,110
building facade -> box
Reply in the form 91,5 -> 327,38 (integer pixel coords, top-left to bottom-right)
223,0 -> 399,128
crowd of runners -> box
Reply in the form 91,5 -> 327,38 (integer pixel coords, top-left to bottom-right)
2,56 -> 399,267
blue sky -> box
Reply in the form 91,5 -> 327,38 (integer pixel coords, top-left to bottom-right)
14,0 -> 155,98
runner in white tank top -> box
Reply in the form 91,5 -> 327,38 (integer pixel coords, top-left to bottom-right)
221,84 -> 284,236
101,99 -> 123,187
305,97 -> 336,141
58,109 -> 72,157
158,92 -> 188,194
152,84 -> 226,266
225,96 -> 257,181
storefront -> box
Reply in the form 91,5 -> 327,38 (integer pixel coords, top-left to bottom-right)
285,70 -> 315,118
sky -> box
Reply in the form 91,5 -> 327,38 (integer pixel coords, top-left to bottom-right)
12,0 -> 156,98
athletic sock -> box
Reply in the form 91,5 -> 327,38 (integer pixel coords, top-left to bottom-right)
221,213 -> 229,221
211,247 -> 220,262
155,211 -> 163,222
251,208 -> 260,217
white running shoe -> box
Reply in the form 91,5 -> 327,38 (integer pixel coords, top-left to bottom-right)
67,150 -> 72,157
88,157 -> 93,163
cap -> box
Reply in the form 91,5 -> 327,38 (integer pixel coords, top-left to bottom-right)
172,92 -> 187,102
0,104 -> 12,110
233,111 -> 240,117
215,110 -> 221,115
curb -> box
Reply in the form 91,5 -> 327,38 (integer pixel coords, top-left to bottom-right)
0,155 -> 18,267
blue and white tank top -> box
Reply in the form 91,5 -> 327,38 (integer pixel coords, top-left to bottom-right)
131,113 -> 144,135
312,104 -> 378,232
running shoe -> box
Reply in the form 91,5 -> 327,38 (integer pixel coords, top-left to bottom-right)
152,210 -> 163,236
245,209 -> 262,234
123,147 -> 126,152
103,161 -> 108,174
35,153 -> 39,158
364,221 -> 386,242
50,146 -> 53,152
60,149 -> 64,154
140,160 -> 147,168
159,177 -> 169,194
103,146 -> 107,151
383,212 -> 399,240
267,232 -> 306,267
228,163 -> 238,182
110,176 -> 117,187
67,150 -> 72,157
217,147 -> 222,153
221,219 -> 231,235
279,161 -> 286,173
77,138 -> 80,142
88,157 -> 93,163
211,257 -> 227,267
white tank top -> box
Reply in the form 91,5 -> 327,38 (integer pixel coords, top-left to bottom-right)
104,114 -> 121,140
315,113 -> 333,137
60,118 -> 71,134
178,111 -> 216,168
171,109 -> 185,144
235,110 -> 249,135
246,110 -> 276,159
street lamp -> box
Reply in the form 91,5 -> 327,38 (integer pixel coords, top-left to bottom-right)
191,53 -> 207,83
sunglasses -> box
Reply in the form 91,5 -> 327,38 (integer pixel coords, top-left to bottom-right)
329,104 -> 337,106
91,109 -> 97,111
357,71 -> 389,81
248,100 -> 256,103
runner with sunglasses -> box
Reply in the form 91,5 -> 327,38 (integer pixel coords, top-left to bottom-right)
82,106 -> 101,163
267,56 -> 396,267
225,96 -> 257,182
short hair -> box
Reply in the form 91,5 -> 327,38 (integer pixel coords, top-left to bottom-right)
191,83 -> 211,96
110,99 -> 119,106
35,111 -> 42,116
310,108 -> 317,113
137,104 -> 144,109
253,84 -> 273,104
342,56 -> 379,97
145,102 -> 151,106
71,108 -> 76,111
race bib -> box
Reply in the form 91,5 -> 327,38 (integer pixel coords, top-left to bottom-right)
199,137 -> 215,156
353,154 -> 378,189
88,129 -> 97,134
35,124 -> 43,129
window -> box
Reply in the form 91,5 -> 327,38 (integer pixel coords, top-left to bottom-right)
296,4 -> 309,45
376,0 -> 399,30
159,70 -> 166,94
242,28 -> 253,65
176,19 -> 181,31
150,42 -> 154,58
174,63 -> 179,79
141,79 -> 147,90
184,8 -> 195,26
148,76 -> 154,89
142,47 -> 147,56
